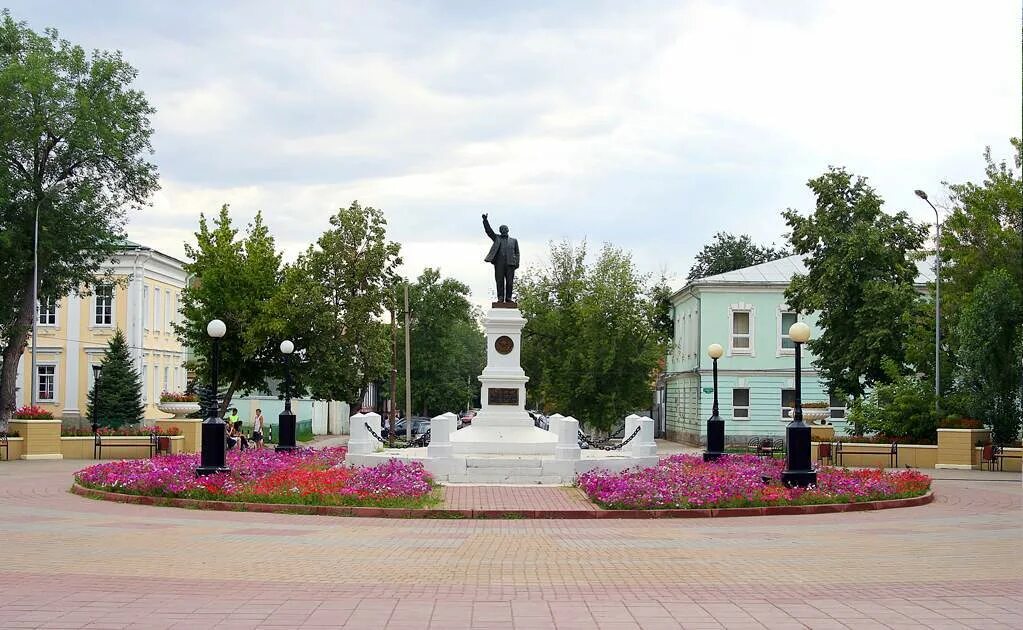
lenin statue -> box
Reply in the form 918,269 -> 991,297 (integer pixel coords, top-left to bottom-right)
482,213 -> 519,306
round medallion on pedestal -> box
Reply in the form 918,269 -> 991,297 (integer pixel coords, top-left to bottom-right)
494,335 -> 514,355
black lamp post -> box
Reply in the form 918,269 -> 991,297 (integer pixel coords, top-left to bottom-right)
91,365 -> 102,434
196,319 -> 229,476
781,321 -> 817,487
703,343 -> 725,461
276,339 -> 297,452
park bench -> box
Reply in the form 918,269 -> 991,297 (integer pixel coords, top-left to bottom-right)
835,441 -> 898,468
746,437 -> 784,459
93,432 -> 157,460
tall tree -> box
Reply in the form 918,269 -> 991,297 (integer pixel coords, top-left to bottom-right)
783,168 -> 928,399
518,241 -> 667,431
87,329 -> 144,428
0,12 -> 158,420
687,232 -> 789,281
281,202 -> 401,406
394,269 -> 485,417
953,269 -> 1022,444
174,207 -> 283,413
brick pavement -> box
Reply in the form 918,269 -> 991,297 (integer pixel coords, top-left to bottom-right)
0,459 -> 1019,629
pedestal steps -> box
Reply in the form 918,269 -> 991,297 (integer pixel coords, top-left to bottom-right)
443,456 -> 570,484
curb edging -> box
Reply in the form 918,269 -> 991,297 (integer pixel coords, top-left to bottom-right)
70,483 -> 934,519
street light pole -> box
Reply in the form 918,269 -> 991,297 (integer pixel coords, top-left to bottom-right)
276,340 -> 297,452
914,189 -> 941,413
196,319 -> 229,476
404,282 -> 411,442
782,321 -> 816,488
91,365 -> 102,434
703,343 -> 725,462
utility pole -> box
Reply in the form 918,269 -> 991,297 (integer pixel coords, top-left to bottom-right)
914,190 -> 941,413
404,283 -> 412,441
389,302 -> 397,437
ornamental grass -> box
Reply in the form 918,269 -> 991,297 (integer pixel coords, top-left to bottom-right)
75,447 -> 438,508
577,454 -> 931,510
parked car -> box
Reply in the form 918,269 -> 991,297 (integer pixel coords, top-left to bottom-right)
528,410 -> 548,430
459,410 -> 477,427
392,416 -> 431,438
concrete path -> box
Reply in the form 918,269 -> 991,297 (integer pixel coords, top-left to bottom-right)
0,458 -> 1020,628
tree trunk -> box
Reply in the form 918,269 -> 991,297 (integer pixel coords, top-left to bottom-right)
219,370 -> 242,417
0,275 -> 36,422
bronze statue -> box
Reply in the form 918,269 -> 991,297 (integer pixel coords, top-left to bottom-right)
482,213 -> 519,305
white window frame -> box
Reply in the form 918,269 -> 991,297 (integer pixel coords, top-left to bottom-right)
143,285 -> 149,331
781,388 -> 796,421
154,290 -> 161,333
141,362 -> 148,403
777,309 -> 799,356
152,364 -> 159,402
727,303 -> 755,356
37,297 -> 58,327
732,388 -> 750,421
93,285 -> 114,327
164,289 -> 171,333
36,363 -> 58,402
163,366 -> 169,394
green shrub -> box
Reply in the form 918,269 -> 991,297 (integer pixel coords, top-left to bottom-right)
847,360 -> 937,442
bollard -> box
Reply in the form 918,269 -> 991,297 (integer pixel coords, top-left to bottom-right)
427,412 -> 457,458
625,415 -> 657,458
555,416 -> 581,461
547,413 -> 564,438
347,412 -> 379,455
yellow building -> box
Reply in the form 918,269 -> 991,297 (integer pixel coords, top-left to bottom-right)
17,242 -> 188,422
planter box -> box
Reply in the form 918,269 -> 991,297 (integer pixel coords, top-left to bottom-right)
8,419 -> 62,460
936,428 -> 991,469
810,425 -> 835,442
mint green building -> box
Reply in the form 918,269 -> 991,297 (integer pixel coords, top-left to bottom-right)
659,256 -> 933,445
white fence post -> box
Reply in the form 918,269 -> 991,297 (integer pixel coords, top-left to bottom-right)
427,412 -> 457,458
547,413 -> 564,438
347,412 -> 379,455
555,415 -> 581,461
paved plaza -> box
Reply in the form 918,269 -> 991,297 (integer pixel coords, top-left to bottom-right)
0,460 -> 1020,629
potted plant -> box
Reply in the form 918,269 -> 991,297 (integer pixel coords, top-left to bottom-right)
800,401 -> 830,425
156,391 -> 201,418
12,405 -> 54,420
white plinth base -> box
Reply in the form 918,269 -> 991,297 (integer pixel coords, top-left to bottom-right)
345,448 -> 658,485
449,424 -> 557,455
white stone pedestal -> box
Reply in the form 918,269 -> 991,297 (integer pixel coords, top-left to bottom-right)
450,307 -> 556,455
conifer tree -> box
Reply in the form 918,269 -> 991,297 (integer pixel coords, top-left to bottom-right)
87,329 -> 144,428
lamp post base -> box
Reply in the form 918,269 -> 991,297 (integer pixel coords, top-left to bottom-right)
195,466 -> 231,476
781,469 -> 817,488
703,416 -> 725,462
276,409 -> 297,452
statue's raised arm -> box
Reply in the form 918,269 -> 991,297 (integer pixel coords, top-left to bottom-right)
482,213 -> 497,241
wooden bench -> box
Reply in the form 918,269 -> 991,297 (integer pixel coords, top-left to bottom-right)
835,441 -> 898,468
94,433 -> 157,460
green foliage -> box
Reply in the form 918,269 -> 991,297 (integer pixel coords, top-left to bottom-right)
394,269 -> 485,417
846,360 -> 937,442
783,168 -> 928,399
273,202 -> 401,406
686,232 -> 789,281
0,11 -> 158,420
953,269 -> 1022,444
87,329 -> 144,428
174,207 -> 283,412
518,241 -> 666,432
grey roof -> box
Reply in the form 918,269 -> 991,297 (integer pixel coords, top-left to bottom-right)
677,254 -> 936,294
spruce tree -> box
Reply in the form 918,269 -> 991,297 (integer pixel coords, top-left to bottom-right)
87,329 -> 144,428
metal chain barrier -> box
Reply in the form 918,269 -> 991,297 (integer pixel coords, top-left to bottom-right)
364,422 -> 431,448
577,425 -> 641,451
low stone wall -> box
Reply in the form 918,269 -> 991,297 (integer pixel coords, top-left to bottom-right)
2,436 -> 25,460
155,419 -> 202,453
936,428 -> 991,469
8,419 -> 62,460
60,435 -> 184,460
815,442 -> 937,469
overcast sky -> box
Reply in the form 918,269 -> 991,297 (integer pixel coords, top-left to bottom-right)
7,0 -> 1021,305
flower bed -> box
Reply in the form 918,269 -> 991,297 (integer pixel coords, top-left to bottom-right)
13,405 -> 54,419
577,454 -> 931,510
74,447 -> 437,508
